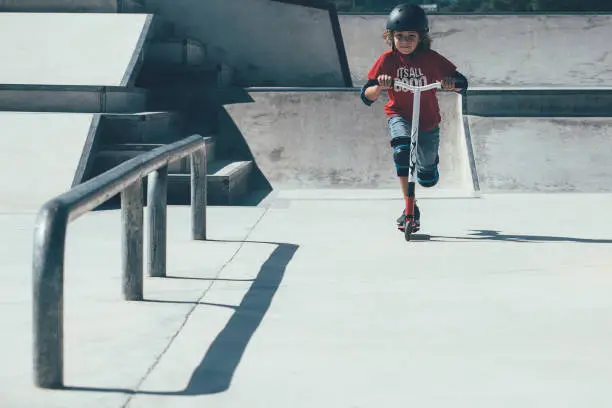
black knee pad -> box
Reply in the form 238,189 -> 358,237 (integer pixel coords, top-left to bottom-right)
417,168 -> 439,188
391,137 -> 411,177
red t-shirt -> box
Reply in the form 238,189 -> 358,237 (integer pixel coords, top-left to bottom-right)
367,49 -> 457,130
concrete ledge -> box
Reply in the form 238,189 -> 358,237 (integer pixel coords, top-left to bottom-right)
0,85 -> 148,113
0,0 -> 144,12
0,13 -> 152,87
465,88 -> 612,117
168,160 -> 253,205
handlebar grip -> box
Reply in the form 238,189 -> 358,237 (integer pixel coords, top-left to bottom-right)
371,78 -> 399,86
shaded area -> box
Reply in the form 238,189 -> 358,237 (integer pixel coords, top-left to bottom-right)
87,87 -> 274,210
63,241 -> 299,395
141,0 -> 351,86
181,242 -> 298,394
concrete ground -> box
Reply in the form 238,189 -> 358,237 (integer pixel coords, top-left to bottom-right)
2,191 -> 612,407
1,10 -> 611,408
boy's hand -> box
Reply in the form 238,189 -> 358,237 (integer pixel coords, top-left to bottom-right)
377,75 -> 394,89
441,76 -> 456,90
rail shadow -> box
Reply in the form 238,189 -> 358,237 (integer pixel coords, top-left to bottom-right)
63,240 -> 299,396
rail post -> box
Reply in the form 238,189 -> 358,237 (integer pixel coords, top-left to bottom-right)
147,166 -> 168,277
32,201 -> 68,388
191,147 -> 207,240
121,179 -> 144,300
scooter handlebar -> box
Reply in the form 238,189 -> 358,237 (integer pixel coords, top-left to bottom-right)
371,77 -> 467,90
371,78 -> 440,91
396,80 -> 441,91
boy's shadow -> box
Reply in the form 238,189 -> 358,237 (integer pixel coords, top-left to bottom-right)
431,229 -> 612,244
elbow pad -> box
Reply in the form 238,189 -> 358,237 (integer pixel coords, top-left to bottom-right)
360,79 -> 379,106
453,71 -> 469,94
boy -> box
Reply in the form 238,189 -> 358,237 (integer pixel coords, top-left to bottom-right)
361,3 -> 468,232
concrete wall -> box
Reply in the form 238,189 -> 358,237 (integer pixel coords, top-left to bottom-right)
468,116 -> 612,192
465,88 -> 612,116
339,13 -> 612,88
142,0 -> 351,86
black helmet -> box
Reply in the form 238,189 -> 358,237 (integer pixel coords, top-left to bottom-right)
386,4 -> 429,33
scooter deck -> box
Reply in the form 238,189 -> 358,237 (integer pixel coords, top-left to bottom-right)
397,223 -> 431,241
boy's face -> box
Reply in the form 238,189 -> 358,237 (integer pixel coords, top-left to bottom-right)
393,31 -> 420,54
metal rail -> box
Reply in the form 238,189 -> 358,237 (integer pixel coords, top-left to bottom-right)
32,134 -> 210,389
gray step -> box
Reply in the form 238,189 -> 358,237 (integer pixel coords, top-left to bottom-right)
99,111 -> 185,144
143,37 -> 207,68
95,140 -> 216,174
0,85 -> 148,113
148,16 -> 175,40
136,62 -> 234,88
0,0 -> 144,12
465,88 -> 612,117
168,160 -> 253,205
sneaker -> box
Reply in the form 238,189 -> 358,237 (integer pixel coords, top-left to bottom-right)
396,203 -> 421,232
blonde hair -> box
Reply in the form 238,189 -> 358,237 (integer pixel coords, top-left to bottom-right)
383,29 -> 432,52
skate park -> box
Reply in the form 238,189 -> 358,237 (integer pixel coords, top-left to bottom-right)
1,1 -> 612,407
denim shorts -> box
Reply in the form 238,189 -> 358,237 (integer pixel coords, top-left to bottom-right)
388,115 -> 440,175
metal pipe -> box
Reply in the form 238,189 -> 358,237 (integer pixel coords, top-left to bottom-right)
147,166 -> 168,277
121,179 -> 144,300
191,147 -> 207,240
32,201 -> 68,388
32,134 -> 208,389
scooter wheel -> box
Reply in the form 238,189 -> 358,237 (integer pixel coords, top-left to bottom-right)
404,224 -> 412,241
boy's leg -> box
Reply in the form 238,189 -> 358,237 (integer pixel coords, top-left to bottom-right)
388,116 -> 421,231
416,125 -> 441,188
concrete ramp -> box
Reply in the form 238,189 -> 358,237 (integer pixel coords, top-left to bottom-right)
0,112 -> 97,212
468,116 -> 612,192
224,90 -> 473,196
339,14 -> 612,88
0,13 -> 152,86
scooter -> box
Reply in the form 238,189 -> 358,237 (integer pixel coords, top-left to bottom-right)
373,78 -> 442,241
